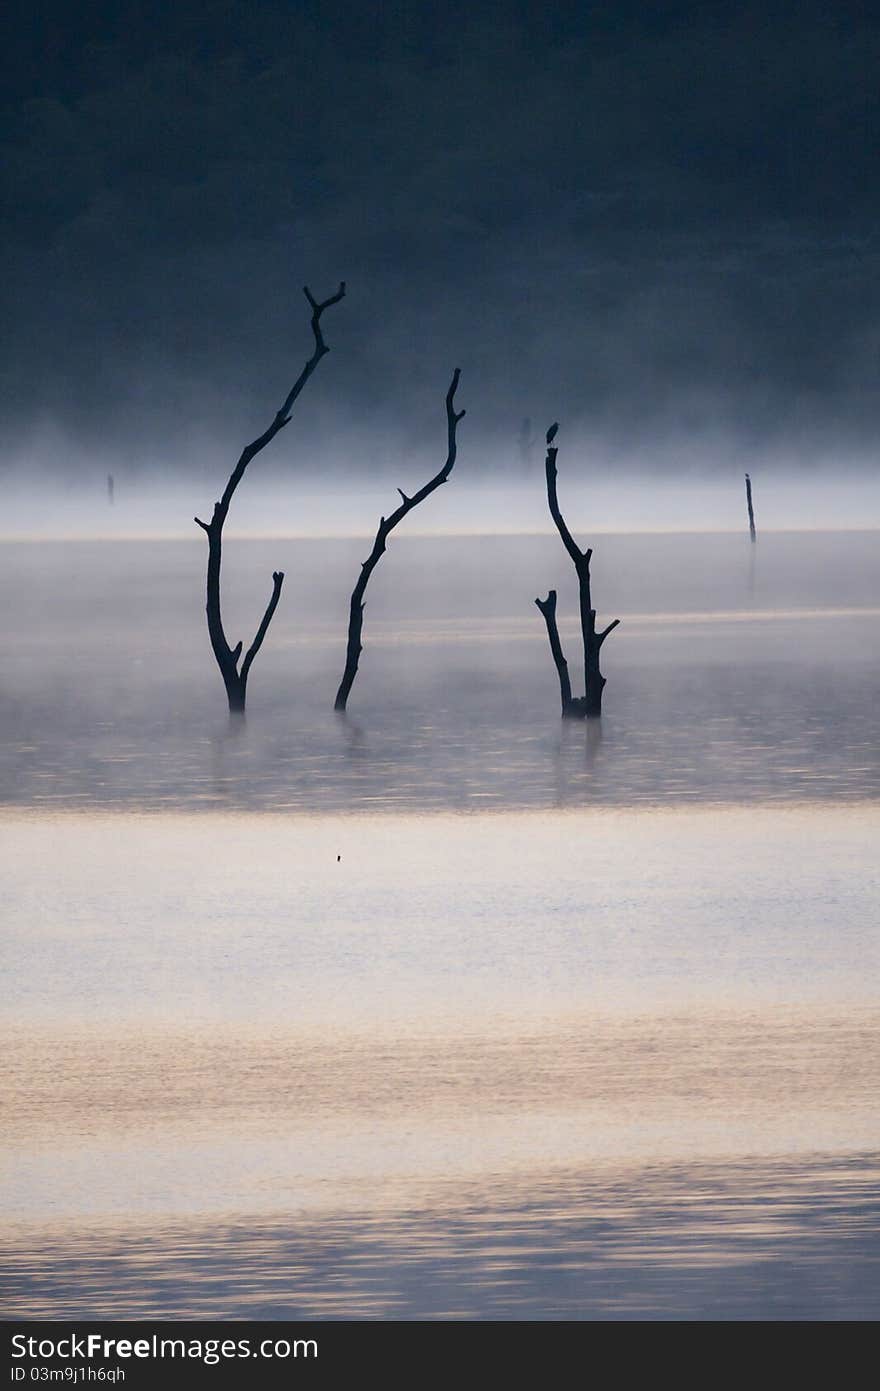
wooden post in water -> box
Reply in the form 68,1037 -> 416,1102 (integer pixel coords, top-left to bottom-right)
745,472 -> 756,542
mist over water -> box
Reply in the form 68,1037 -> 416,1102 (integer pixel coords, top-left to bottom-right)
1,528 -> 878,811
5,454 -> 880,540
2,522 -> 878,1319
4,0 -> 880,1326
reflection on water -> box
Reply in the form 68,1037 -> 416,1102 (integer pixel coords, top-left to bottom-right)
4,1157 -> 879,1319
5,1004 -> 879,1210
2,807 -> 879,1318
3,806 -> 878,1029
2,532 -> 878,1318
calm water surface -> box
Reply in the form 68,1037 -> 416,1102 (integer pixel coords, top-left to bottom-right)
0,531 -> 877,810
1,532 -> 878,1317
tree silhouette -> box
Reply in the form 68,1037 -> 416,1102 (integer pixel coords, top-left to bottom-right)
535,425 -> 619,718
334,369 -> 465,712
195,282 -> 345,714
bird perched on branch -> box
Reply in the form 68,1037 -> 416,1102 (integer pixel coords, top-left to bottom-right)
546,422 -> 559,445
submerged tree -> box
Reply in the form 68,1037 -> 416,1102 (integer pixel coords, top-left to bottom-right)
334,369 -> 465,712
535,424 -> 619,718
195,282 -> 345,714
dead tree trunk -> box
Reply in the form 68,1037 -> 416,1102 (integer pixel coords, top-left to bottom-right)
745,472 -> 756,542
195,281 -> 345,715
534,589 -> 572,716
334,369 -> 465,712
535,425 -> 619,719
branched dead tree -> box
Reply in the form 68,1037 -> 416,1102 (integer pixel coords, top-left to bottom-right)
334,368 -> 465,712
535,424 -> 619,718
195,282 -> 345,714
745,471 -> 756,542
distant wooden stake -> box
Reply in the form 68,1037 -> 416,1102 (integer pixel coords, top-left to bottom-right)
745,472 -> 756,543
107,473 -> 114,505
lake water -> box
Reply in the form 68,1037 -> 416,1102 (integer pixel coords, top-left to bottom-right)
1,530 -> 878,1318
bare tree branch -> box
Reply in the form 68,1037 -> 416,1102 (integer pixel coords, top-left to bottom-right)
545,435 -> 588,571
240,571 -> 285,688
279,281 -> 347,416
196,280 -> 345,714
597,618 -> 620,646
535,590 -> 573,716
215,281 -> 346,528
334,369 -> 465,711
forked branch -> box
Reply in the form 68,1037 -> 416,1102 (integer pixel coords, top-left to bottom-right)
240,570 -> 285,687
195,281 -> 345,713
536,423 -> 619,718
